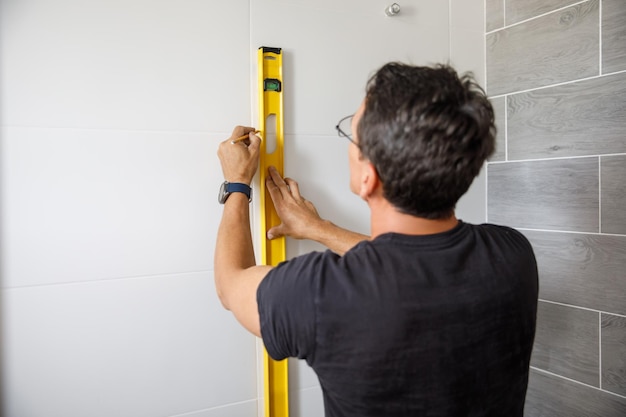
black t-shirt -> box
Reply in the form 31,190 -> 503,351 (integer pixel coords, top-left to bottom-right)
257,221 -> 538,417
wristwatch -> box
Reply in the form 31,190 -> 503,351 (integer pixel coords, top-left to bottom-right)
218,181 -> 252,204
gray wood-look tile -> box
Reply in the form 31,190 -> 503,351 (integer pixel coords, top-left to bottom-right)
531,302 -> 599,386
486,0 -> 599,96
486,0 -> 504,32
525,369 -> 626,417
522,230 -> 626,316
489,96 -> 506,162
601,155 -> 626,235
487,158 -> 599,232
602,314 -> 626,397
506,0 -> 583,26
603,0 -> 626,74
507,72 -> 626,160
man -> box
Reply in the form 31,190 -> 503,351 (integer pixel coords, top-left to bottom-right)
215,63 -> 538,416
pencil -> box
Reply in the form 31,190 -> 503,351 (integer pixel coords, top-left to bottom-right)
231,131 -> 260,144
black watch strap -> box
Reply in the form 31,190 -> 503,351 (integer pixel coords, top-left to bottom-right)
227,182 -> 251,199
218,181 -> 252,204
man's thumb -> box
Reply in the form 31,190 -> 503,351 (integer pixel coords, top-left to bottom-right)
267,224 -> 285,240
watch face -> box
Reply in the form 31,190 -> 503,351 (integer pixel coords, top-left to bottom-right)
218,181 -> 229,204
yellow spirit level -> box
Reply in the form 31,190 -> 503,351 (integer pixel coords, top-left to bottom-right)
258,46 -> 289,417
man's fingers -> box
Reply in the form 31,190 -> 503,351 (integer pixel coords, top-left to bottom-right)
245,132 -> 261,156
284,178 -> 301,199
266,174 -> 283,202
268,166 -> 284,184
268,166 -> 291,197
247,131 -> 262,151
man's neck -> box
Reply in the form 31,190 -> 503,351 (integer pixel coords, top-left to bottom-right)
369,198 -> 459,239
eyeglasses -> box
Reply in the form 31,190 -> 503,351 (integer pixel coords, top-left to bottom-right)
335,115 -> 358,146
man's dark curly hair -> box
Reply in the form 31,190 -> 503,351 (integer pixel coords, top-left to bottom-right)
357,63 -> 496,219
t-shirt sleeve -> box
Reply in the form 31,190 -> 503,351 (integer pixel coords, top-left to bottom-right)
257,251 -> 333,362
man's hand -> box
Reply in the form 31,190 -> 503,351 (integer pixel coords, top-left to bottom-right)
265,166 -> 369,255
217,126 -> 261,184
265,166 -> 324,241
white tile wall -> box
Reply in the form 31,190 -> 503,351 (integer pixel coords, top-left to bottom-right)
451,0 -> 485,32
2,127 -> 224,287
1,0 -> 257,415
0,0 -> 252,132
288,358 -> 319,391
2,272 -> 256,417
285,134 -> 368,232
250,0 -> 450,137
450,26 -> 486,86
170,400 -> 258,417
451,0 -> 488,224
289,386 -> 325,417
1,0 -> 485,416
456,168 -> 488,225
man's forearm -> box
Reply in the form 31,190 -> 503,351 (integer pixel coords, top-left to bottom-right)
310,220 -> 369,256
214,193 -> 256,308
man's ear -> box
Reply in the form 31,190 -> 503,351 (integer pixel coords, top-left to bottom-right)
358,162 -> 381,200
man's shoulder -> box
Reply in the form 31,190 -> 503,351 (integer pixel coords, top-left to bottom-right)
468,221 -> 518,233
469,223 -> 537,273
472,222 -> 533,247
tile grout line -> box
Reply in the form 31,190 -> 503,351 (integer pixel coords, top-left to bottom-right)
1,124 -> 343,140
1,124 -> 227,136
2,269 -> 215,291
483,0 -> 489,93
249,13 -> 265,417
599,312 -> 603,390
488,152 -> 626,165
485,163 -> 489,223
496,75 -> 601,97
539,298 -> 626,319
484,0 -> 491,228
530,367 -> 626,400
299,385 -> 322,393
486,0 -> 589,34
599,0 -> 603,75
517,226 -> 626,238
504,94 -> 508,162
485,0 -> 492,226
249,0 -> 255,125
448,0 -> 452,62
599,156 -> 602,233
168,398 -> 258,417
486,68 -> 626,99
